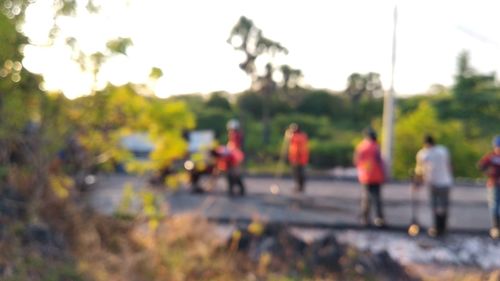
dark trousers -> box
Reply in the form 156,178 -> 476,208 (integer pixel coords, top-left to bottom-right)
190,170 -> 203,193
361,184 -> 384,222
227,167 -> 245,196
292,165 -> 306,192
430,186 -> 450,234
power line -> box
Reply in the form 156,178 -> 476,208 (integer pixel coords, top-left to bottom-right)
456,25 -> 500,50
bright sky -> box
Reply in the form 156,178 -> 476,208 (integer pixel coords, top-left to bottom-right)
21,0 -> 500,99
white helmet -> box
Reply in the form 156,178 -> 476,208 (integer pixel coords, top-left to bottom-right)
227,119 -> 240,130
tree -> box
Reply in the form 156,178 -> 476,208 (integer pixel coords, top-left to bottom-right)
296,90 -> 338,117
206,92 -> 232,111
0,0 -> 193,219
228,16 -> 288,84
257,63 -> 276,144
228,16 -> 290,144
451,51 -> 499,136
344,72 -> 383,104
280,64 -> 302,95
393,102 -> 478,178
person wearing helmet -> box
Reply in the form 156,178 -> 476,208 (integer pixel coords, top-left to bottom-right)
415,135 -> 453,237
354,128 -> 386,228
287,123 -> 309,193
478,135 -> 500,239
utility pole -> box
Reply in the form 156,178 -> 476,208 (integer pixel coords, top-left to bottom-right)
382,5 -> 397,179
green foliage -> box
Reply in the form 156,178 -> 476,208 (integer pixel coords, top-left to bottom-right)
169,94 -> 205,113
114,183 -> 135,219
345,72 -> 383,103
236,91 -> 263,118
236,91 -> 292,119
149,67 -> 163,80
309,140 -> 353,168
206,92 -> 232,111
447,50 -> 500,138
272,114 -> 332,140
393,102 -> 480,179
195,108 -> 232,140
296,90 -> 344,118
141,191 -> 164,231
228,16 -> 288,75
106,37 -> 133,55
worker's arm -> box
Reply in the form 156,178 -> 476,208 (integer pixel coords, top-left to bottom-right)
477,154 -> 491,172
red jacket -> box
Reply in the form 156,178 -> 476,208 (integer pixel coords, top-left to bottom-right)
216,146 -> 244,172
288,131 -> 309,166
478,151 -> 500,188
354,139 -> 385,184
227,129 -> 243,150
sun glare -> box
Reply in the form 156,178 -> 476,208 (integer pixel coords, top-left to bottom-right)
19,0 -> 500,98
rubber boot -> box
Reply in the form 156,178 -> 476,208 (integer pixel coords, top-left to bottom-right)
436,214 -> 447,236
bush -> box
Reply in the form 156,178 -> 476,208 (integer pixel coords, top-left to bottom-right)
393,102 -> 481,179
195,108 -> 232,140
296,90 -> 345,118
309,140 -> 353,169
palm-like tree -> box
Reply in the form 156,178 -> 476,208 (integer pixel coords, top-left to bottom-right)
228,16 -> 288,144
228,16 -> 288,85
280,64 -> 302,96
345,72 -> 383,104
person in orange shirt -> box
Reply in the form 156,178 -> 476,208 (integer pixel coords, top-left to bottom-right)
354,128 -> 386,227
287,123 -> 309,193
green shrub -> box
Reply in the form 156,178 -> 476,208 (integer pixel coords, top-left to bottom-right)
309,140 -> 353,168
393,102 -> 481,179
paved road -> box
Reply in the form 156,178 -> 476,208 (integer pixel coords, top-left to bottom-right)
88,174 -> 491,233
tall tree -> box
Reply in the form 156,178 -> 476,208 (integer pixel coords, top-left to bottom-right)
452,50 -> 498,136
228,16 -> 288,86
280,64 -> 302,96
0,0 -> 175,216
228,16 -> 288,144
344,72 -> 383,104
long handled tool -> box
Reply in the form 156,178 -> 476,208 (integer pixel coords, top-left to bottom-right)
269,129 -> 293,195
408,174 -> 422,236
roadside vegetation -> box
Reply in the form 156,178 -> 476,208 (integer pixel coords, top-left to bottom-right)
1,1 -> 499,280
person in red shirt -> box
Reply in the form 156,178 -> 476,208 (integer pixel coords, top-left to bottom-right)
287,123 -> 309,193
227,119 -> 244,151
213,143 -> 246,196
478,135 -> 500,239
354,128 -> 386,227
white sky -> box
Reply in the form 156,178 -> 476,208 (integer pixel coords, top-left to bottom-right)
21,0 -> 500,99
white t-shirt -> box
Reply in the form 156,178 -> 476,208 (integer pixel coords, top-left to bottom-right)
415,145 -> 453,187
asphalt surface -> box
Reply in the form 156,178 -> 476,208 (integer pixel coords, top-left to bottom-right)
87,174 -> 491,234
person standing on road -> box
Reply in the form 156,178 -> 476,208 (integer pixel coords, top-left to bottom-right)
354,128 -> 385,227
414,135 -> 453,237
478,135 -> 500,239
214,143 -> 246,197
287,123 -> 309,193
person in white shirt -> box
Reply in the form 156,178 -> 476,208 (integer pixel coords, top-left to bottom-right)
415,135 -> 453,237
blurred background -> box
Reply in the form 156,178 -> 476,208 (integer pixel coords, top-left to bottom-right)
1,0 -> 500,280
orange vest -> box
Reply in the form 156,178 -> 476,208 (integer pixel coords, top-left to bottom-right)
288,132 -> 309,166
354,139 -> 385,184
